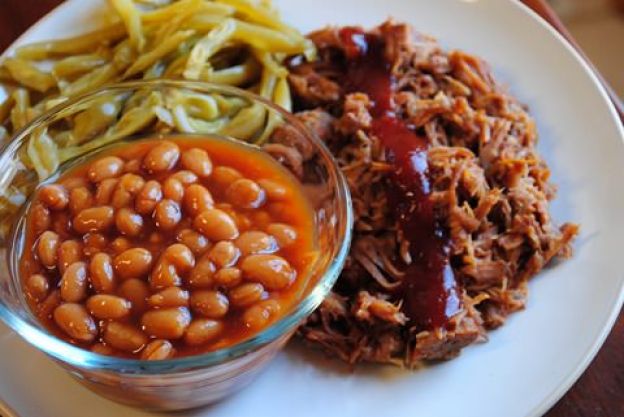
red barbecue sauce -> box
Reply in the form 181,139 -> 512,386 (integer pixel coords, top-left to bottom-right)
339,28 -> 461,330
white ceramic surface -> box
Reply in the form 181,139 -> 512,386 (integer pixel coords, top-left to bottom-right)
0,1 -> 622,416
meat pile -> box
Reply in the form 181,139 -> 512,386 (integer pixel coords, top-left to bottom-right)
281,21 -> 578,366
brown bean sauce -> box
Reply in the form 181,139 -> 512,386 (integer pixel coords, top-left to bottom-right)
339,28 -> 461,330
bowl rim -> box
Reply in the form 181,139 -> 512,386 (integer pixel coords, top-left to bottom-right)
0,79 -> 353,374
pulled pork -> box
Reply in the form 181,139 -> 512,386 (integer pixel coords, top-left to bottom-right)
288,21 -> 578,366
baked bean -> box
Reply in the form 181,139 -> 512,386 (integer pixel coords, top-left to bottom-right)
154,199 -> 181,230
62,177 -> 89,190
135,180 -> 162,215
37,290 -> 61,318
141,307 -> 191,339
111,174 -> 146,208
148,287 -> 189,308
88,156 -> 124,183
216,204 -> 245,230
190,290 -> 229,319
115,208 -> 144,236
37,231 -> 60,268
58,239 -> 83,274
51,211 -> 72,238
177,229 -> 210,255
237,215 -> 253,231
141,339 -> 174,360
123,158 -> 142,174
242,299 -> 281,330
114,248 -> 153,279
225,179 -> 265,209
94,178 -> 118,205
53,303 -> 97,342
235,231 -> 278,256
213,267 -> 243,288
73,206 -> 114,234
170,170 -> 198,185
257,179 -> 288,201
82,233 -> 108,257
31,203 -> 51,235
163,177 -> 185,202
87,294 -> 131,319
39,184 -> 69,210
187,258 -> 216,289
211,166 -> 242,190
193,209 -> 239,241
240,254 -> 295,290
110,237 -> 132,255
60,261 -> 88,302
68,187 -> 93,215
228,283 -> 265,308
104,321 -> 147,352
183,184 -> 213,216
118,278 -> 149,314
89,253 -> 115,293
150,260 -> 182,289
184,319 -> 223,346
91,343 -> 114,356
164,243 -> 195,272
110,188 -> 132,209
119,173 -> 145,194
180,148 -> 212,178
267,223 -> 298,247
208,241 -> 240,268
143,141 -> 180,173
26,274 -> 49,301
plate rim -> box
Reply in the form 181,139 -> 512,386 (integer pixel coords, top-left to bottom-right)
503,1 -> 624,414
1,1 -> 623,416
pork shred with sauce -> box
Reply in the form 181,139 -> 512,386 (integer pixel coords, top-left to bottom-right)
281,21 -> 579,366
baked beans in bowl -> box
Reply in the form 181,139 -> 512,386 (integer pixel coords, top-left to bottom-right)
0,81 -> 352,410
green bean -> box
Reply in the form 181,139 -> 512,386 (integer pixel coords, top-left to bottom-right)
171,104 -> 227,133
201,57 -> 261,86
184,19 -> 237,80
15,24 -> 126,59
252,49 -> 287,77
10,89 -> 30,131
3,58 -> 56,93
142,0 -> 234,25
215,0 -> 300,39
59,93 -> 160,162
71,95 -> 123,145
124,30 -> 195,78
219,103 -> 266,141
61,63 -> 118,98
0,85 -> 15,123
26,127 -> 60,179
258,68 -> 277,99
52,54 -> 110,80
176,92 -> 220,120
273,75 -> 292,112
110,0 -> 145,52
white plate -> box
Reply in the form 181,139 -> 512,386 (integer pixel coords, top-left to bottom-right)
1,1 -> 623,416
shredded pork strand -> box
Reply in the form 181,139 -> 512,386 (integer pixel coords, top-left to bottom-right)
284,21 -> 578,367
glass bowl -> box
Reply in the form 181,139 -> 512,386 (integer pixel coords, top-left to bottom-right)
0,80 -> 352,411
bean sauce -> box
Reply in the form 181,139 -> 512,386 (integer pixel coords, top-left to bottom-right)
20,137 -> 317,359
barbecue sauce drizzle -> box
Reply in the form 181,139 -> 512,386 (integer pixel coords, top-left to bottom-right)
339,28 -> 461,330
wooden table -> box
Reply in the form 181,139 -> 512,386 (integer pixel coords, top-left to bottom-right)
0,1 -> 622,416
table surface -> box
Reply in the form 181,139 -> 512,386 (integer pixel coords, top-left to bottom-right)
0,1 -> 622,416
